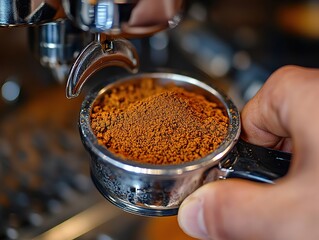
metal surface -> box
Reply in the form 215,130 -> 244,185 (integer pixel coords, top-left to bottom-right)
0,0 -> 64,26
63,0 -> 183,98
63,0 -> 137,34
79,72 -> 291,217
79,72 -> 241,216
28,19 -> 91,83
1,0 -> 183,85
0,0 -> 182,35
66,35 -> 139,98
62,0 -> 182,37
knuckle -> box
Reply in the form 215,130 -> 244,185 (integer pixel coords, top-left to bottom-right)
270,65 -> 305,86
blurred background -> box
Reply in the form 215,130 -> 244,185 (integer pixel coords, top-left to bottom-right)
1,0 -> 319,239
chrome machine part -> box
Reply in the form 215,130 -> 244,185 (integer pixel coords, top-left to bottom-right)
1,0 -> 183,87
63,0 -> 137,35
28,19 -> 92,83
79,72 -> 290,217
64,0 -> 183,98
0,0 -> 82,83
66,34 -> 139,98
0,0 -> 64,27
62,0 -> 182,37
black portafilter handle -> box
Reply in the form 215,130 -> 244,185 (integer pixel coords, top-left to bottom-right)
224,139 -> 292,184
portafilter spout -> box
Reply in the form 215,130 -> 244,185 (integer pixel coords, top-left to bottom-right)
66,34 -> 139,98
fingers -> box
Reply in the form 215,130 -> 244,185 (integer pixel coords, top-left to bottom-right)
129,0 -> 183,26
241,65 -> 319,154
178,66 -> 319,240
178,179 -> 296,240
240,66 -> 292,149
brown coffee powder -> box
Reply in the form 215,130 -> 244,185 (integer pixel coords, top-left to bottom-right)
90,78 -> 229,165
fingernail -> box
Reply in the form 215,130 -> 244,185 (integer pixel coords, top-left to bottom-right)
178,196 -> 208,239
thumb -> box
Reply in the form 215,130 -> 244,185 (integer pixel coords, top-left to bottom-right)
178,179 -> 281,240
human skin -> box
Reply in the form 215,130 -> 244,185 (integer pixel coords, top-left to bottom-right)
178,65 -> 319,240
129,0 -> 183,26
122,0 -> 183,36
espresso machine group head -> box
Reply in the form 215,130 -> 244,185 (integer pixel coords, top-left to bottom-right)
0,0 -> 183,97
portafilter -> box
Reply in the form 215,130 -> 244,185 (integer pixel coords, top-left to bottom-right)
79,72 -> 291,217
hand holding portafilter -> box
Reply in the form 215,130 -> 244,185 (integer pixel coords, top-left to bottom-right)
178,66 -> 319,240
79,73 -> 291,217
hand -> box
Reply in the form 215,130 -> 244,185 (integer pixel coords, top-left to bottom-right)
129,0 -> 183,26
178,65 -> 319,240
121,0 -> 183,37
121,0 -> 183,38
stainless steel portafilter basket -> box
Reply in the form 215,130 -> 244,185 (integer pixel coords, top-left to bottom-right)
79,72 -> 291,217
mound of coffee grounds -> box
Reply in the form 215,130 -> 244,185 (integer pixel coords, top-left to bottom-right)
90,78 -> 229,165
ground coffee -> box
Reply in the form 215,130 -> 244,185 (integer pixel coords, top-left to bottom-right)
90,78 -> 229,165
